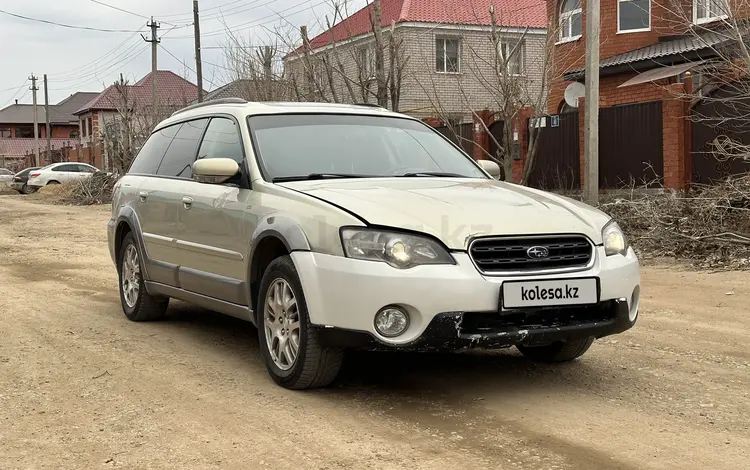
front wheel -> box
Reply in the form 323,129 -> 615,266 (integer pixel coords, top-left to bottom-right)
517,337 -> 594,363
257,255 -> 343,389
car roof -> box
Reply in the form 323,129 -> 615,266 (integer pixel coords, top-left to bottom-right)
155,100 -> 412,131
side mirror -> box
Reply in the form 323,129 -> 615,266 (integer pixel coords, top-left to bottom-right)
192,158 -> 240,184
478,159 -> 501,179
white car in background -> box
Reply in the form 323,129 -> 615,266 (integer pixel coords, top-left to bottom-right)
0,168 -> 14,183
27,162 -> 99,187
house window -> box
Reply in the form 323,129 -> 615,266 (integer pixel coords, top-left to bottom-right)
436,37 -> 460,73
87,118 -> 93,137
618,0 -> 650,32
694,0 -> 728,23
559,0 -> 582,42
70,130 -> 80,139
358,46 -> 375,79
500,40 -> 525,75
15,126 -> 33,138
0,127 -> 10,138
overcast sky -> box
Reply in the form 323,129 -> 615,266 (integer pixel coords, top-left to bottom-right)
0,0 -> 368,107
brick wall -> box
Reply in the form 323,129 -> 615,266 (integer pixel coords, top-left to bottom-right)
546,0 -> 725,113
284,23 -> 548,122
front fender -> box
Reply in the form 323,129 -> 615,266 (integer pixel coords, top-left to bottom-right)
113,206 -> 151,281
248,214 -> 312,266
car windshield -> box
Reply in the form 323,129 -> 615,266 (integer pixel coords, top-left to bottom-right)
247,114 -> 488,181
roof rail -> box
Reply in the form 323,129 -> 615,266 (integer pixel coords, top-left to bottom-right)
353,102 -> 384,108
170,97 -> 248,117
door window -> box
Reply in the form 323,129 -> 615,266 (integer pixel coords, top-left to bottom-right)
197,117 -> 244,166
156,118 -> 209,178
77,164 -> 96,173
54,164 -> 78,172
128,124 -> 181,175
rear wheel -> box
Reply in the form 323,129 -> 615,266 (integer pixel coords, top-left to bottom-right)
257,255 -> 343,389
21,184 -> 37,194
118,232 -> 168,321
517,337 -> 594,362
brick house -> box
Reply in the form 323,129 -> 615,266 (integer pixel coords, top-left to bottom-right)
73,70 -> 201,147
546,0 -> 745,189
0,92 -> 98,167
283,0 -> 548,124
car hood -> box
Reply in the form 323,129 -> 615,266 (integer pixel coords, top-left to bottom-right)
279,178 -> 611,249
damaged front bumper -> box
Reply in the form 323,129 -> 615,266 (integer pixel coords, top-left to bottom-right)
314,299 -> 635,351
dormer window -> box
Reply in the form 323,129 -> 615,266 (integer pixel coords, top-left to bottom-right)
618,0 -> 650,33
694,0 -> 729,24
559,0 -> 582,42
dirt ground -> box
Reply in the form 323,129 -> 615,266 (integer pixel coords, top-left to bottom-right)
0,196 -> 747,470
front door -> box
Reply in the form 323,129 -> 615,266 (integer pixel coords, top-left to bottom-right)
176,116 -> 253,306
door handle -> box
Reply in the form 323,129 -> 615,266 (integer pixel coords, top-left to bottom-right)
182,196 -> 194,209
138,191 -> 148,202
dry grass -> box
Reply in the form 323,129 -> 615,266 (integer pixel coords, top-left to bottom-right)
34,172 -> 118,206
599,176 -> 750,269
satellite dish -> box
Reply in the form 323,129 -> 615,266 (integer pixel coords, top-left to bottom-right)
564,82 -> 585,108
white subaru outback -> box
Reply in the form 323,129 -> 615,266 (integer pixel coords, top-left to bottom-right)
107,99 -> 640,389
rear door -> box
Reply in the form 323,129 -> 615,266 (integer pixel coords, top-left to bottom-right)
129,123 -> 183,285
51,164 -> 77,183
175,116 -> 252,305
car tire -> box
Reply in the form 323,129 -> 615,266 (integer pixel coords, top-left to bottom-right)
257,255 -> 344,389
21,184 -> 36,194
517,337 -> 595,363
118,232 -> 168,322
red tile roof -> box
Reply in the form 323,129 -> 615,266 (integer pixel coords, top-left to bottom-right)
300,0 -> 546,52
0,138 -> 76,157
74,70 -> 201,115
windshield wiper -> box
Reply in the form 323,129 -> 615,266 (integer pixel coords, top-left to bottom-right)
399,172 -> 466,178
272,173 -> 370,183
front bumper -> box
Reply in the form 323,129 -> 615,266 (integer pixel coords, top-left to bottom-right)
9,182 -> 24,191
292,248 -> 640,348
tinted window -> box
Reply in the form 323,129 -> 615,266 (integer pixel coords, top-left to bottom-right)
156,119 -> 209,178
128,124 -> 181,175
197,118 -> 244,165
77,164 -> 96,173
248,115 -> 487,180
54,164 -> 78,172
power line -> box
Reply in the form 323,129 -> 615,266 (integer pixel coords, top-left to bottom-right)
1,80 -> 29,108
49,45 -> 150,91
0,8 -> 142,33
89,1 -> 186,27
168,0 -> 327,39
158,44 -> 219,89
158,0 -> 252,20
90,0 -> 149,20
52,32 -> 144,80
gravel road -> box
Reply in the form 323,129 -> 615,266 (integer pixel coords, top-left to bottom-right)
0,196 -> 747,469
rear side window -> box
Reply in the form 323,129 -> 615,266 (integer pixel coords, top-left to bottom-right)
156,118 -> 209,178
77,164 -> 95,173
54,164 -> 78,172
128,124 -> 181,175
197,117 -> 244,165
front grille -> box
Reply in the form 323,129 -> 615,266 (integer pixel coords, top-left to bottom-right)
469,235 -> 593,274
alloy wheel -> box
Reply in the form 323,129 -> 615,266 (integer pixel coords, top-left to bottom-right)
121,244 -> 141,308
264,278 -> 300,370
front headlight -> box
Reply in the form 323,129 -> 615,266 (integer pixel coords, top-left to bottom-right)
340,228 -> 455,268
602,220 -> 629,256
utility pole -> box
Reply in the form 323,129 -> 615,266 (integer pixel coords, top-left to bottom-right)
142,17 -> 160,122
29,74 -> 40,167
44,74 -> 51,162
193,0 -> 204,102
583,0 -> 600,204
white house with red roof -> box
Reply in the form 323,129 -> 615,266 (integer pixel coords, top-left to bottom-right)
283,0 -> 548,122
73,70 -> 201,146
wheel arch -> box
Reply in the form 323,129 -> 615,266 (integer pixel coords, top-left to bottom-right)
113,206 -> 151,281
248,216 -> 311,314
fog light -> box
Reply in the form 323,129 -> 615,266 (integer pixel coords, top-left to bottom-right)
374,306 -> 409,337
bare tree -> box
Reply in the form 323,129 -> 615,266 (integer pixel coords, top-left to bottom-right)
273,0 -> 407,110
